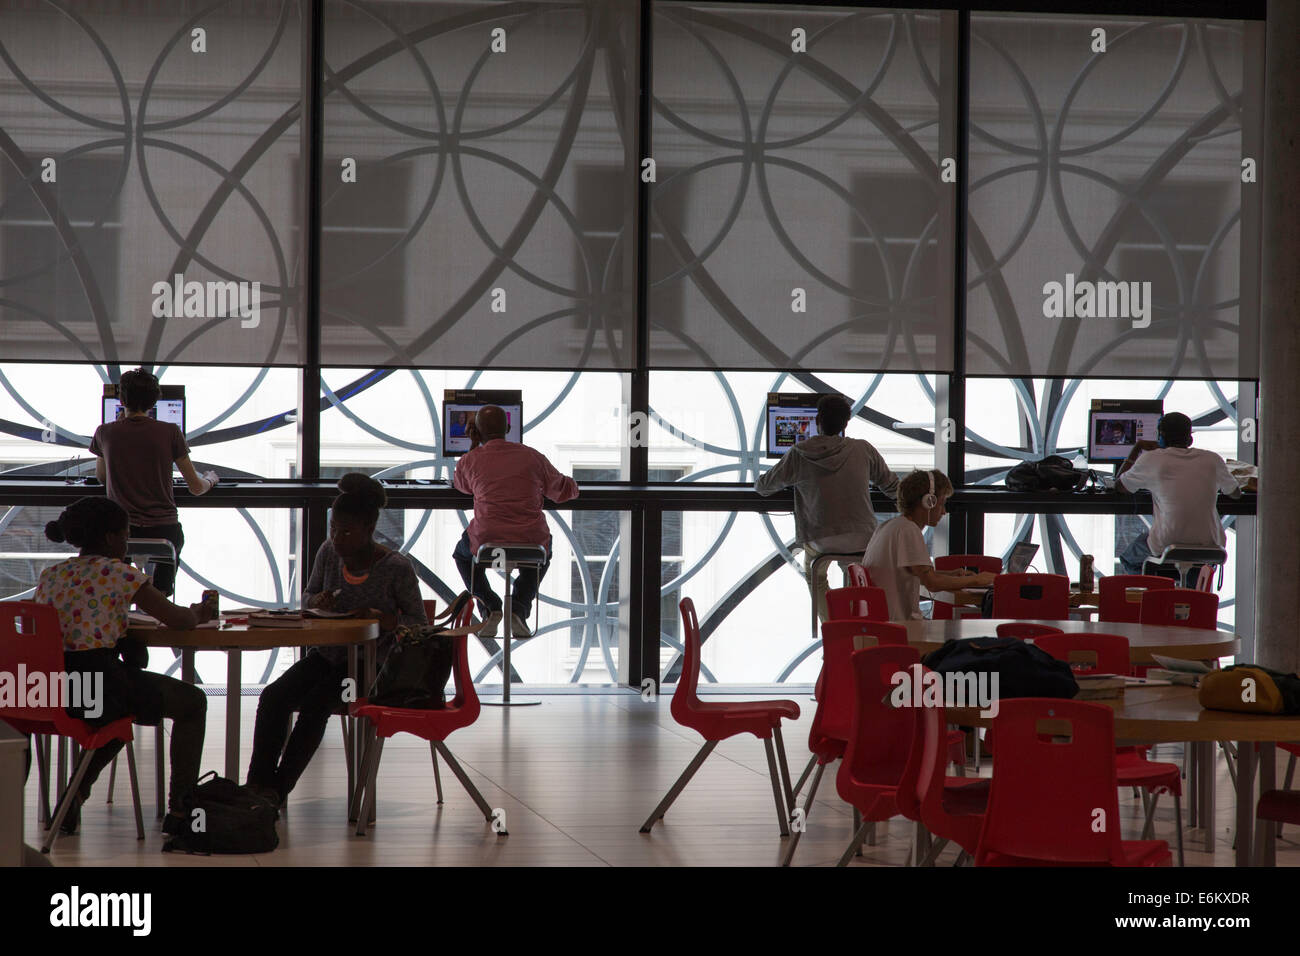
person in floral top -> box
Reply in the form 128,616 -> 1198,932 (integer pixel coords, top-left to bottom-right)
36,496 -> 216,840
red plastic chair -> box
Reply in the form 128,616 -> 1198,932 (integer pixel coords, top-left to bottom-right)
995,622 -> 1064,640
0,601 -> 145,853
992,573 -> 1070,620
1138,589 -> 1219,630
641,598 -> 800,837
895,665 -> 991,865
1098,575 -> 1175,624
1033,632 -> 1129,676
833,644 -> 921,866
825,585 -> 889,622
974,698 -> 1171,866
351,599 -> 500,836
845,563 -> 872,587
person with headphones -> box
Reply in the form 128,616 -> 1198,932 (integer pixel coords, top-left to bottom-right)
755,394 -> 899,623
1116,411 -> 1241,583
862,469 -> 996,621
89,368 -> 218,596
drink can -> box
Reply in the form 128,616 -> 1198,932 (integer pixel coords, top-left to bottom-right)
202,589 -> 220,614
1079,555 -> 1094,593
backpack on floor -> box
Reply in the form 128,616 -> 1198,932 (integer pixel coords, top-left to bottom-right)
163,773 -> 279,855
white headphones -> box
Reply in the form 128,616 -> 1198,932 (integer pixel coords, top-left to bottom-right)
922,469 -> 938,509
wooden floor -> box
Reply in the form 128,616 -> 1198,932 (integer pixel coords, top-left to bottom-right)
22,692 -> 1300,867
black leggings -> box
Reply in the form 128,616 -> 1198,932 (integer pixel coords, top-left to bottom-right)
62,649 -> 207,814
246,652 -> 347,799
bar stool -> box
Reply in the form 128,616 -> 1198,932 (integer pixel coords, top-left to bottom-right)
805,551 -> 866,645
1143,544 -> 1227,590
474,543 -> 547,707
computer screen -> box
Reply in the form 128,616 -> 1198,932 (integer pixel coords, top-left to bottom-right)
1087,399 -> 1163,464
102,384 -> 185,432
442,389 -> 523,457
765,393 -> 824,459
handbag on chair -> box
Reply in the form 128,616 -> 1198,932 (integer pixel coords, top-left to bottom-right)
367,592 -> 474,709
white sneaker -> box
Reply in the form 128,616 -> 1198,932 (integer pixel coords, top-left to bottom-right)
509,612 -> 533,640
478,610 -> 502,639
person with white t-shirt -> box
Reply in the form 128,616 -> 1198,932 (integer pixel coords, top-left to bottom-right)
1115,411 -> 1241,582
862,469 -> 996,621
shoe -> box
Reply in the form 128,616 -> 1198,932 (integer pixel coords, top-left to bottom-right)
162,811 -> 188,837
509,612 -> 532,640
478,610 -> 502,639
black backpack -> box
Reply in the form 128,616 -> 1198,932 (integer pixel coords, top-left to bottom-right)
922,637 -> 1079,699
163,773 -> 279,854
367,591 -> 474,709
1005,455 -> 1089,492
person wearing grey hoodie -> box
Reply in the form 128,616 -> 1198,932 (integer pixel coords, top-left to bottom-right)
755,394 -> 899,621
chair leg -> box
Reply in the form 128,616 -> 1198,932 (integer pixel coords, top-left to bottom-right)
106,754 -> 116,804
791,752 -> 817,800
34,735 -> 51,827
763,736 -> 790,838
155,724 -> 166,821
432,741 -> 499,829
429,742 -> 445,804
340,716 -> 353,817
836,819 -> 873,867
1174,793 -> 1184,867
125,740 -> 145,840
43,746 -> 96,853
773,725 -> 795,816
779,760 -> 826,868
353,737 -> 384,837
1141,791 -> 1159,841
639,740 -> 718,833
1280,754 -> 1296,838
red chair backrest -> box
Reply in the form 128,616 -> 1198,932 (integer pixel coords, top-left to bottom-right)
825,586 -> 889,622
1097,575 -> 1174,624
896,666 -> 979,844
422,599 -> 438,622
992,573 -> 1070,620
975,698 -> 1125,865
1139,588 -> 1218,630
935,554 -> 1003,575
0,601 -> 67,723
845,564 -> 872,587
449,599 -> 479,716
822,619 -> 909,647
809,622 -> 863,746
995,622 -> 1064,640
836,645 -> 921,807
1033,632 -> 1130,675
1194,565 -> 1219,593
672,598 -> 705,725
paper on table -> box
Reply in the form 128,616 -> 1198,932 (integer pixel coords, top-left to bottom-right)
1150,654 -> 1212,674
129,612 -> 159,626
304,608 -> 353,619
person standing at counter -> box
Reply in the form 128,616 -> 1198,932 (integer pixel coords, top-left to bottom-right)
1116,411 -> 1241,583
755,394 -> 899,622
89,368 -> 218,595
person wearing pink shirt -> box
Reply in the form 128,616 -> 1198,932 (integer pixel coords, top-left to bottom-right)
452,405 -> 578,638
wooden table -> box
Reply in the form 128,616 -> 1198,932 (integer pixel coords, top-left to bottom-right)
131,620 -> 379,796
946,685 -> 1300,866
888,618 -> 1238,664
926,586 -> 1102,614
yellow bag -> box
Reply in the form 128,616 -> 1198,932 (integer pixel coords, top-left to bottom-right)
1198,667 -> 1285,714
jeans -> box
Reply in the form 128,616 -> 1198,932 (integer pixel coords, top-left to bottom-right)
62,648 -> 207,814
130,521 -> 184,596
247,651 -> 347,799
452,531 -> 551,619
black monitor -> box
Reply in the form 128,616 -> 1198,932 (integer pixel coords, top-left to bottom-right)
1088,399 -> 1163,464
442,389 -> 523,457
765,393 -> 825,459
102,384 -> 185,432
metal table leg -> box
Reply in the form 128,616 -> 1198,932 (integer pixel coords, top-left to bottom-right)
1234,739 -> 1255,866
1256,742 -> 1276,866
225,649 -> 241,781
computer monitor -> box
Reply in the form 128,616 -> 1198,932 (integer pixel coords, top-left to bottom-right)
1087,399 -> 1163,465
765,393 -> 824,459
102,384 -> 185,431
442,389 -> 523,457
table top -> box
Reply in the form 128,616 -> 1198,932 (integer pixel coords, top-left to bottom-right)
927,587 -> 1100,608
949,685 -> 1300,744
871,618 -> 1237,663
129,618 -> 379,649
